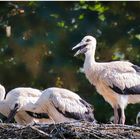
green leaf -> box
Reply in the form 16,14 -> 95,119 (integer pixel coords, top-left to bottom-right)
50,14 -> 59,19
80,0 -> 85,5
57,21 -> 65,28
88,3 -> 109,14
135,34 -> 140,40
79,14 -> 84,20
98,14 -> 105,21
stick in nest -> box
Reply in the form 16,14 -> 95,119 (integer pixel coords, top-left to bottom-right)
30,126 -> 52,138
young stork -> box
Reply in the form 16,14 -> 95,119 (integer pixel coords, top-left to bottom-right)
0,85 -> 52,125
9,87 -> 95,123
72,35 -> 140,125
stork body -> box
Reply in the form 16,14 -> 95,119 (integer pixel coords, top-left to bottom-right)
72,35 -> 140,124
20,87 -> 95,123
0,85 -> 52,125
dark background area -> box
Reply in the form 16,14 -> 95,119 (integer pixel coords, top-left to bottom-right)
0,1 -> 140,124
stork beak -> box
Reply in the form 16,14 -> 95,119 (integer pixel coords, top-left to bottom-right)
72,42 -> 82,50
72,42 -> 87,57
5,104 -> 19,123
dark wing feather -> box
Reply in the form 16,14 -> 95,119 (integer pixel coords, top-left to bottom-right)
110,84 -> 140,95
54,100 -> 95,122
51,94 -> 95,122
79,99 -> 95,122
55,106 -> 84,120
102,66 -> 140,95
132,65 -> 140,73
26,111 -> 49,119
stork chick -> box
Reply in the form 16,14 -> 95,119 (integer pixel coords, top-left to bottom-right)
15,87 -> 95,123
0,85 -> 52,125
72,35 -> 140,125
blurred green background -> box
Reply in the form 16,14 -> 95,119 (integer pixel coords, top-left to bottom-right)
0,1 -> 140,124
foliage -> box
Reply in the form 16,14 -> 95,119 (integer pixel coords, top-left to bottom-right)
0,1 -> 140,124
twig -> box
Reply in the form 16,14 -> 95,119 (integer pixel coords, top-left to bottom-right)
0,121 -> 140,138
30,126 -> 52,138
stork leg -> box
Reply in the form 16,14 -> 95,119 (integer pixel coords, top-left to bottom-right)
117,107 -> 122,124
119,108 -> 125,125
114,106 -> 119,124
116,107 -> 125,125
5,103 -> 19,123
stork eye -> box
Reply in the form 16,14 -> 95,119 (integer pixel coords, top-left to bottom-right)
86,39 -> 91,42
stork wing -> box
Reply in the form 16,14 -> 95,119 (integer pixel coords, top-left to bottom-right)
101,64 -> 140,95
26,111 -> 49,119
50,91 -> 94,122
6,88 -> 42,101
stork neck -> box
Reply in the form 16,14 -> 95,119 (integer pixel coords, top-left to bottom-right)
84,46 -> 96,65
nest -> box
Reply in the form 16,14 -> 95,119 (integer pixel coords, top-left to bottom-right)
0,121 -> 140,139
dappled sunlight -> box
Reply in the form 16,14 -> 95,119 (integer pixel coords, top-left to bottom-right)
0,1 -> 139,124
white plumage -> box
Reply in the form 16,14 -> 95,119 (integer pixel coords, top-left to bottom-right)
0,85 -> 52,125
20,87 -> 95,123
72,35 -> 140,125
136,112 -> 140,125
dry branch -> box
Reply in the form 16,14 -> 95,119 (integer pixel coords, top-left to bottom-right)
0,121 -> 140,139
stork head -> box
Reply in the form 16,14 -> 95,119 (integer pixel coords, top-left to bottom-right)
10,102 -> 21,111
72,35 -> 97,56
5,102 -> 20,123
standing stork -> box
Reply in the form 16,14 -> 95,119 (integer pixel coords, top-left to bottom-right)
0,85 -> 52,124
72,35 -> 140,125
9,87 -> 95,123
